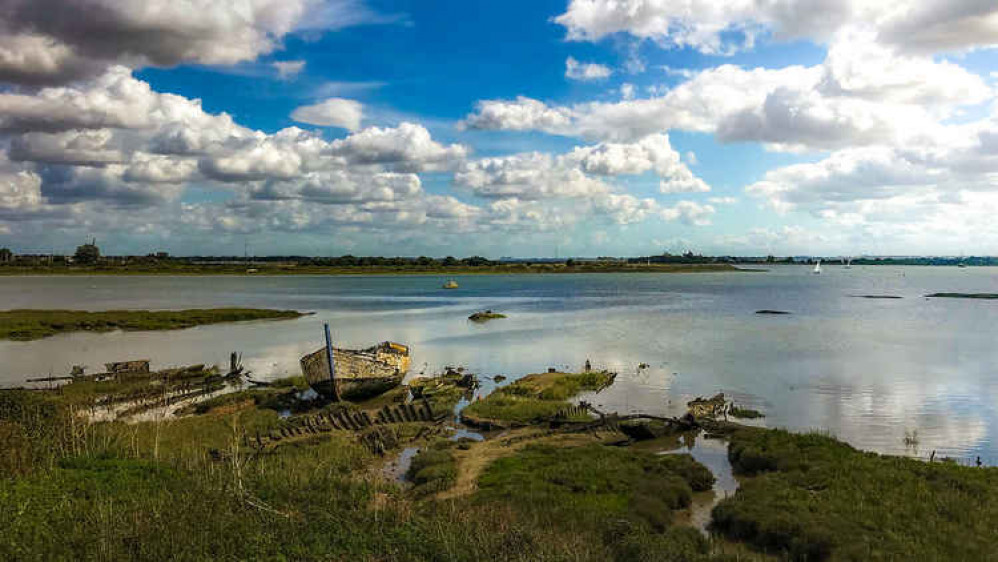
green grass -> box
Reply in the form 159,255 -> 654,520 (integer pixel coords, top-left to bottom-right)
0,308 -> 306,341
926,292 -> 998,299
712,426 -> 998,560
5,387 -> 737,561
728,405 -> 765,419
461,371 -> 614,427
469,311 -> 507,321
475,444 -> 722,560
407,443 -> 458,496
0,382 -> 771,561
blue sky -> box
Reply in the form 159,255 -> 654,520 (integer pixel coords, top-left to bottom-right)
1,1 -> 998,257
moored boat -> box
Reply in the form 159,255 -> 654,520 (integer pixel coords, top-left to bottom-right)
443,279 -> 459,289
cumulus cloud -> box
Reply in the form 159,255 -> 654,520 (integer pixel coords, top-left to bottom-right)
0,66 -> 480,231
745,118 -> 998,226
554,0 -> 998,55
564,133 -> 710,192
0,163 -> 43,212
253,171 -> 422,204
328,122 -> 468,171
455,152 -> 610,200
660,200 -> 715,225
0,66 -> 243,135
462,32 -> 992,151
455,134 -> 709,202
565,57 -> 612,81
291,98 -> 364,130
459,96 -> 574,133
0,0 -> 385,85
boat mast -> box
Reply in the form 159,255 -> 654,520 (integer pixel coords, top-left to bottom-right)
324,323 -> 340,401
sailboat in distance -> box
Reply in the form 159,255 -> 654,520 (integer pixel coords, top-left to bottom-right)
844,257 -> 852,269
813,259 -> 822,274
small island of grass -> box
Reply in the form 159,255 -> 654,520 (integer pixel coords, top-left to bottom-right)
0,308 -> 307,341
468,310 -> 507,322
728,405 -> 765,419
461,370 -> 615,428
926,293 -> 998,300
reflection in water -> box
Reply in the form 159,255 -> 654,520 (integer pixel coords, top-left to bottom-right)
3,266 -> 998,463
662,432 -> 739,533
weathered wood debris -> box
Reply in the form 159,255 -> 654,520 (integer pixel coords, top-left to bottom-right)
246,399 -> 446,451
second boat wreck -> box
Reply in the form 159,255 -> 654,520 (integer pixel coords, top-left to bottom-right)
300,332 -> 411,401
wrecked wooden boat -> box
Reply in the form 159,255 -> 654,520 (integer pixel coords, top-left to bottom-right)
300,341 -> 411,401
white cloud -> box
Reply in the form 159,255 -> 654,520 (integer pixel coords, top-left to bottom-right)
456,134 -> 709,202
707,196 -> 737,205
592,193 -> 658,224
0,165 -> 43,212
10,130 -> 126,166
565,56 -> 612,81
291,98 -> 364,131
273,60 -> 306,80
463,32 -> 992,152
660,200 -> 715,226
459,96 -> 574,133
554,0 -> 998,56
328,122 -> 468,171
455,152 -> 610,200
0,0 -> 389,85
0,66 -> 244,136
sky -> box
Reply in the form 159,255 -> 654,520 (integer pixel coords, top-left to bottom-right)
1,1 -> 998,257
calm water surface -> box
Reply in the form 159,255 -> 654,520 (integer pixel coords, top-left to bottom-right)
2,265 -> 997,463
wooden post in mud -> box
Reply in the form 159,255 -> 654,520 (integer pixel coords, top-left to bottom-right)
324,323 -> 340,402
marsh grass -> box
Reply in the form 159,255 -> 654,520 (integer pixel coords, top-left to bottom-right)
728,405 -> 764,419
462,371 -> 613,427
0,386 -> 766,561
407,442 -> 459,496
712,426 -> 998,560
473,443 -> 733,561
0,308 -> 305,341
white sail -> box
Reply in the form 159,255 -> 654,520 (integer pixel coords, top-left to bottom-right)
813,259 -> 821,274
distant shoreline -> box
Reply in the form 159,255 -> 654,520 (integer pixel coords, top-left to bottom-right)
0,263 -> 747,276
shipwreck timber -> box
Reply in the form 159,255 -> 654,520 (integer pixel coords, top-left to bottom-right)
300,340 -> 411,401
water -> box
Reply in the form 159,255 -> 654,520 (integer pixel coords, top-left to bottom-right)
2,266 -> 998,463
662,433 -> 739,533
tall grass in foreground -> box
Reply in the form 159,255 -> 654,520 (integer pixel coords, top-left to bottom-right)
0,389 -> 758,561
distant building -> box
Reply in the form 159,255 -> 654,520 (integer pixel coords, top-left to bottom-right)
73,238 -> 101,265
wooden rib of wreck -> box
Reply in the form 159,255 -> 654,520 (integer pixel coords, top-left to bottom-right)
300,341 -> 411,401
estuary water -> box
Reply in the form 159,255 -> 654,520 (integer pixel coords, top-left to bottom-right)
2,265 -> 997,463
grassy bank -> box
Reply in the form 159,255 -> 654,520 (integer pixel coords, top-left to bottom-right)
0,262 -> 742,276
0,308 -> 306,341
711,426 -> 998,560
461,371 -> 614,427
5,368 -> 998,560
0,380 -> 744,561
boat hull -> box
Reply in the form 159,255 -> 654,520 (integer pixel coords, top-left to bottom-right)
300,342 -> 410,401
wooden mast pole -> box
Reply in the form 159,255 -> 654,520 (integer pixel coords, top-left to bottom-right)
324,323 -> 340,401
